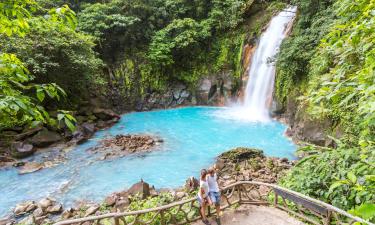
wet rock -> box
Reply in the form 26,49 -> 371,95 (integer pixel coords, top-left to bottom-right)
18,162 -> 43,175
30,128 -> 62,147
46,203 -> 63,214
128,180 -> 150,199
10,142 -> 35,158
38,198 -> 54,210
14,201 -> 37,216
84,205 -> 100,217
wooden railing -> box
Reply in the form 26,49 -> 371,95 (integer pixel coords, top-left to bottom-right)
54,181 -> 374,225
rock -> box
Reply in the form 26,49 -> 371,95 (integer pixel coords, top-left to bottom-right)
149,187 -> 158,197
13,201 -> 36,216
10,142 -> 35,158
93,108 -> 120,121
184,177 -> 199,192
18,216 -> 34,225
30,128 -> 62,147
81,123 -> 95,136
0,217 -> 13,225
46,203 -> 63,214
18,162 -> 43,174
34,216 -> 47,225
84,205 -> 100,217
219,147 -> 264,162
215,158 -> 225,170
38,198 -> 54,209
61,208 -> 74,220
104,195 -> 117,207
175,192 -> 186,200
33,207 -> 44,217
115,198 -> 130,210
128,180 -> 150,199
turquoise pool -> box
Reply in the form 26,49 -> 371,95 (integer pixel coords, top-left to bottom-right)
0,106 -> 296,216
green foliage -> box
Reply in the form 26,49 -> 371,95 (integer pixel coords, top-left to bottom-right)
0,0 -> 78,131
281,145 -> 374,211
148,18 -> 211,66
125,193 -> 199,224
275,0 -> 334,104
0,53 -> 75,131
278,0 -> 375,219
1,17 -> 103,101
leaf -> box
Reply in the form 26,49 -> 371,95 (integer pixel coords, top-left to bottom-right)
64,117 -> 75,132
350,203 -> 375,220
329,181 -> 344,193
57,113 -> 64,121
36,89 -> 45,102
347,172 -> 357,184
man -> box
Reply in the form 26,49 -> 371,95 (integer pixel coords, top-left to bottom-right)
207,165 -> 222,225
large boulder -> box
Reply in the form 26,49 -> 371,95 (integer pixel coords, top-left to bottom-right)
93,108 -> 120,121
10,142 -> 35,159
13,201 -> 37,216
30,128 -> 62,147
38,198 -> 54,210
128,180 -> 150,199
218,147 -> 264,162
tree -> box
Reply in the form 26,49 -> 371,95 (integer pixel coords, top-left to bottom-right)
0,0 -> 77,130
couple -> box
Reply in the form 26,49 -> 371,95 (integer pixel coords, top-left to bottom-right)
198,166 -> 222,225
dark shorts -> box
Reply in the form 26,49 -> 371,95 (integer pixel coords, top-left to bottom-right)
209,191 -> 221,205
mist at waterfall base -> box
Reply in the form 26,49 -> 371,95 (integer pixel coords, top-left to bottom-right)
0,107 -> 296,216
219,6 -> 297,122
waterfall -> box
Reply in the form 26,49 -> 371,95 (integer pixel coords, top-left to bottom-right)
243,6 -> 297,121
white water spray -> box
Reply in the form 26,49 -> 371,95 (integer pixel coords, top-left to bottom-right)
243,6 -> 297,121
213,7 -> 297,122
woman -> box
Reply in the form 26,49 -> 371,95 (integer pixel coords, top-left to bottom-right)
198,169 -> 212,225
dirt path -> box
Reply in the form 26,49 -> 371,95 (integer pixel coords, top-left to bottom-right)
191,205 -> 306,225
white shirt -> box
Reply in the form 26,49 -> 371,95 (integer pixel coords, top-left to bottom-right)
207,173 -> 220,192
198,179 -> 209,199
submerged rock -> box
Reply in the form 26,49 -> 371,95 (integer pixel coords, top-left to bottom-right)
18,162 -> 43,175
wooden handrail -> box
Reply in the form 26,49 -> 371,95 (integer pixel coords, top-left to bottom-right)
54,181 -> 374,225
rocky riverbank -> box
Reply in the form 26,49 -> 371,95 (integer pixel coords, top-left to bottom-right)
1,147 -> 294,225
0,107 -> 121,170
